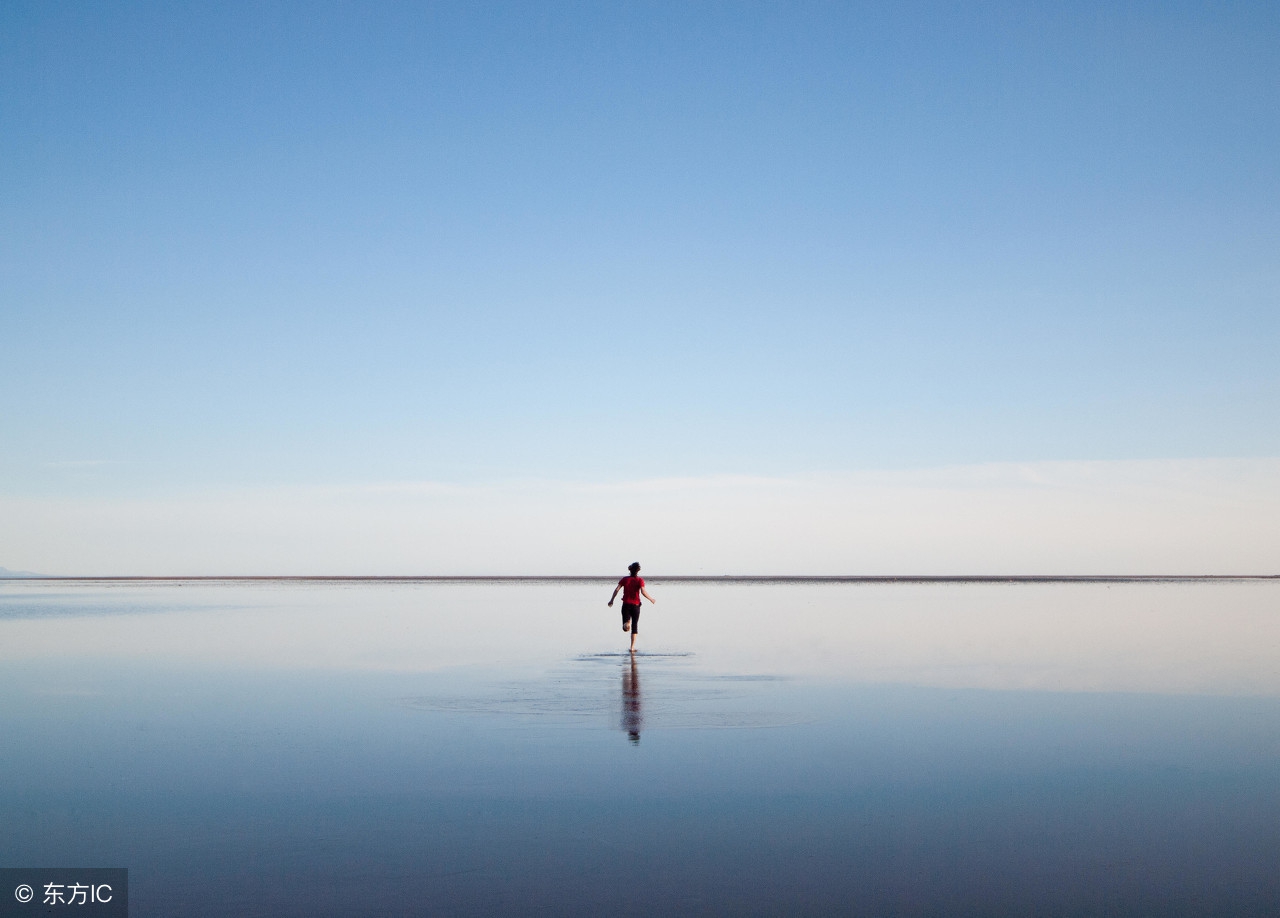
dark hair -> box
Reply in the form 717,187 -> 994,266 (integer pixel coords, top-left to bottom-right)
628,562 -> 641,573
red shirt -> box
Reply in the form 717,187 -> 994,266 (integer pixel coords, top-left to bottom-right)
618,576 -> 645,604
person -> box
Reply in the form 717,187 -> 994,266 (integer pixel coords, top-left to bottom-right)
608,561 -> 655,653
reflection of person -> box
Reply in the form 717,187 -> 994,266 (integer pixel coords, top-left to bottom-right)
608,562 -> 656,653
621,656 -> 642,744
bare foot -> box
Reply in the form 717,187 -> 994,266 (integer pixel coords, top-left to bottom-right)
623,623 -> 630,632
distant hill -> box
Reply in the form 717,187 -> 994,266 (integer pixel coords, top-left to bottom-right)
0,567 -> 44,578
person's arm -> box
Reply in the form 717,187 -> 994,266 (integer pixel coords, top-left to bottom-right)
608,584 -> 621,606
641,586 -> 656,604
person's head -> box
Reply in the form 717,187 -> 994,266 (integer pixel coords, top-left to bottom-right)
628,562 -> 641,575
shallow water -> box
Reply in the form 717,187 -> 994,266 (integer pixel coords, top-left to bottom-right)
2,579 -> 1279,916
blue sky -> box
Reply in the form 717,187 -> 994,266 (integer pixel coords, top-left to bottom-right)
2,2 -> 1278,572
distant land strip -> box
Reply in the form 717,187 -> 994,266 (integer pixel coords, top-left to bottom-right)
5,575 -> 1278,583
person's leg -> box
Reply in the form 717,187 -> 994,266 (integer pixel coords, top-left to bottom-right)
629,607 -> 639,652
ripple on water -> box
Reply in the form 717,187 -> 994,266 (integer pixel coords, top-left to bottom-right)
397,653 -> 812,730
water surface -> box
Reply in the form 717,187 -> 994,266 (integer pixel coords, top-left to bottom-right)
2,579 -> 1278,916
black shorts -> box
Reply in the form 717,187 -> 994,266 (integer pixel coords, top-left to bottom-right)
621,602 -> 640,633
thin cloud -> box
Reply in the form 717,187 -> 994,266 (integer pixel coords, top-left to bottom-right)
45,460 -> 123,469
2,457 -> 1277,576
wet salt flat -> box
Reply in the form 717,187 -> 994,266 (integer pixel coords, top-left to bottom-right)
2,579 -> 1280,916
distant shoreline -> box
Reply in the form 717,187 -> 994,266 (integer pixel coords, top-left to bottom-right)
3,575 -> 1277,583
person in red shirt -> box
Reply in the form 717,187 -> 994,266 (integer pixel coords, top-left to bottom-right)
608,561 -> 656,653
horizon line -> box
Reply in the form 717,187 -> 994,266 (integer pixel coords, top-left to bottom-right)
2,574 -> 1278,583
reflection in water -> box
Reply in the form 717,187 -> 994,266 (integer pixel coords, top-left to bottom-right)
621,656 -> 642,744
5,580 -> 1280,695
